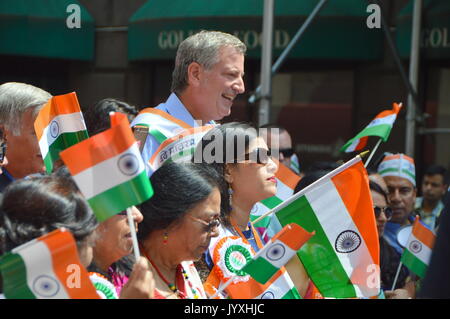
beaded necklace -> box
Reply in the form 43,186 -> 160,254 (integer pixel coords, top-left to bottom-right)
141,246 -> 200,299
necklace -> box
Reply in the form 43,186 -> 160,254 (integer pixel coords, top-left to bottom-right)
140,244 -> 200,299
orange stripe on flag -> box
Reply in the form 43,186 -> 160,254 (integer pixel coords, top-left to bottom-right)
331,160 -> 379,265
374,102 -> 402,120
34,93 -> 82,140
271,223 -> 313,251
39,229 -> 98,299
412,218 -> 435,249
60,112 -> 135,175
274,159 -> 301,190
138,108 -> 191,129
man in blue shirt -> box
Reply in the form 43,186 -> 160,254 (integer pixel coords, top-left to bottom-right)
132,31 -> 246,176
377,153 -> 417,255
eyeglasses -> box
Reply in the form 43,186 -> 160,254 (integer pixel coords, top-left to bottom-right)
270,148 -> 295,158
187,215 -> 220,233
238,148 -> 273,165
373,206 -> 393,220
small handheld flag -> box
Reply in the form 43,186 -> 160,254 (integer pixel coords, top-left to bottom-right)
242,223 -> 313,284
34,92 -> 88,173
0,229 -> 99,299
341,102 -> 402,153
401,217 -> 436,278
60,112 -> 153,222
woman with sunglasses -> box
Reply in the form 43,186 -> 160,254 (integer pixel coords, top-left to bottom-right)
369,180 -> 414,298
137,162 -> 221,299
194,122 -> 300,299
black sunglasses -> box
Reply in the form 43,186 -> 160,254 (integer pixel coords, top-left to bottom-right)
374,206 -> 392,220
238,148 -> 273,165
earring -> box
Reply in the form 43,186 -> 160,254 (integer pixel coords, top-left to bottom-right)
163,232 -> 168,245
228,187 -> 233,207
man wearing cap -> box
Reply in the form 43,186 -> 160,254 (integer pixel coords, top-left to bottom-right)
377,153 -> 418,255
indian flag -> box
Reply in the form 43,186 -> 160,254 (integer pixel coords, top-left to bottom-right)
271,156 -> 379,298
401,217 -> 436,278
60,112 -> 153,222
149,125 -> 214,171
250,160 -> 300,234
0,229 -> 99,299
242,223 -> 313,284
340,102 -> 402,153
34,92 -> 88,173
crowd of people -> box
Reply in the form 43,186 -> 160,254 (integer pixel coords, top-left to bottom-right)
0,30 -> 449,299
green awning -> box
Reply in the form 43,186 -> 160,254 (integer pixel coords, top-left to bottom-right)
397,0 -> 450,60
0,0 -> 94,61
129,0 -> 383,61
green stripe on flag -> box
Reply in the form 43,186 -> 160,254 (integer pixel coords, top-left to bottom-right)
261,196 -> 283,209
250,213 -> 271,229
401,249 -> 428,278
281,288 -> 301,299
87,171 -> 153,222
0,253 -> 36,299
44,131 -> 89,173
242,257 -> 278,284
341,124 -> 393,152
148,127 -> 168,144
276,196 -> 358,298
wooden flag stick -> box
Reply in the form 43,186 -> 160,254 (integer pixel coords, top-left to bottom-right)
126,207 -> 141,261
364,138 -> 383,168
391,261 -> 403,291
209,276 -> 236,299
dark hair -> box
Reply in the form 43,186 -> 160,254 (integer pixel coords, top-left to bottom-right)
369,180 -> 389,204
260,123 -> 287,132
294,170 -> 329,194
83,98 -> 138,136
193,122 -> 258,227
137,162 -> 220,240
0,175 -> 98,255
423,164 -> 448,184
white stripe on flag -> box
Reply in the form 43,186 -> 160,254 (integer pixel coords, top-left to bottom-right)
263,240 -> 296,269
153,131 -> 206,169
306,180 -> 376,298
16,241 -> 69,299
276,179 -> 294,201
366,114 -> 397,128
345,138 -> 361,153
38,113 -> 86,158
72,143 -> 145,199
254,272 -> 295,299
406,233 -> 432,266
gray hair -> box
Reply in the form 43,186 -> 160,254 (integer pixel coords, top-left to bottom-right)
171,30 -> 246,94
0,82 -> 52,135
